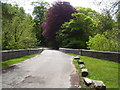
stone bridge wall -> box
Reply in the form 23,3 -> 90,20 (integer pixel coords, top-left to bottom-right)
59,48 -> 120,63
2,48 -> 120,63
2,48 -> 43,61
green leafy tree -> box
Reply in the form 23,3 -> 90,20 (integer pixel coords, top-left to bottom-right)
31,1 -> 49,46
76,7 -> 116,34
97,10 -> 116,34
87,33 -> 120,52
56,13 -> 96,49
2,3 -> 37,50
86,4 -> 120,52
2,15 -> 37,49
2,3 -> 26,21
76,7 -> 99,18
87,10 -> 120,52
76,7 -> 100,25
32,1 -> 49,23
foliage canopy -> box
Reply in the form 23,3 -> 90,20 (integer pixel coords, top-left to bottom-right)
56,12 -> 96,49
42,1 -> 78,49
2,3 -> 37,50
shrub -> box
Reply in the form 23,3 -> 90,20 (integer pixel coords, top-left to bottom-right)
87,34 -> 120,52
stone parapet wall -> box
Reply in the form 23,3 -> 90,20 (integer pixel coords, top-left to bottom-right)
59,48 -> 80,55
59,48 -> 120,63
2,48 -> 43,61
2,48 -> 120,63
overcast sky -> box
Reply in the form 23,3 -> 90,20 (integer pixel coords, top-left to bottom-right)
1,0 -> 116,15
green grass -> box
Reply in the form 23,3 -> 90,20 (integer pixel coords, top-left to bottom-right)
67,53 -> 119,88
0,53 -> 40,68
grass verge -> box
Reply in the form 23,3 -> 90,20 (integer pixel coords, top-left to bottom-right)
67,53 -> 119,88
0,53 -> 40,68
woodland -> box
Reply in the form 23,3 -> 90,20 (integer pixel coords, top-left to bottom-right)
1,1 -> 120,52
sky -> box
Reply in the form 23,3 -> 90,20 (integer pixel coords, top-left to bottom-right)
1,0 -> 116,15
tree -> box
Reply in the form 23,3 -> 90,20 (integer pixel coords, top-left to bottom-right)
31,1 -> 49,46
92,0 -> 119,17
86,3 -> 120,52
2,15 -> 37,49
76,7 -> 99,18
76,7 -> 100,35
97,12 -> 116,34
32,1 -> 49,23
87,33 -> 120,52
2,3 -> 26,20
42,1 -> 78,49
2,3 -> 37,50
56,13 -> 96,49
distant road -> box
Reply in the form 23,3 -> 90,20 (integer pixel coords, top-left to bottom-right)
2,50 -> 80,88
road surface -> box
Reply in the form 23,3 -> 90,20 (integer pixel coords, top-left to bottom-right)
1,50 -> 80,88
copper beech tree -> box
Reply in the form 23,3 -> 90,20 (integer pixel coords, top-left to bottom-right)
42,1 -> 78,49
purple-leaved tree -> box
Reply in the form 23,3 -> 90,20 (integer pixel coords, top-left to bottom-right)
42,1 -> 78,49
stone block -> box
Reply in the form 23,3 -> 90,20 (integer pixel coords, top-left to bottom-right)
81,69 -> 88,77
84,78 -> 93,86
78,60 -> 84,64
79,64 -> 85,68
74,56 -> 80,60
93,80 -> 106,90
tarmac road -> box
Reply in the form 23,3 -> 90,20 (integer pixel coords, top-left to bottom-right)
1,50 -> 80,88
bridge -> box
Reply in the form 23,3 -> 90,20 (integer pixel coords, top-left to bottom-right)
1,50 -> 80,88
